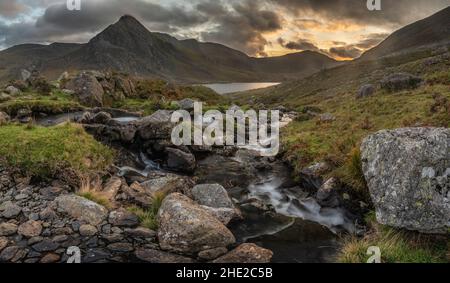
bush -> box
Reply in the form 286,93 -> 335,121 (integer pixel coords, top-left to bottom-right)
0,123 -> 114,179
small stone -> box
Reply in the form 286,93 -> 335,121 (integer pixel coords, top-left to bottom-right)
79,225 -> 98,237
32,239 -> 59,252
135,249 -> 194,263
108,209 -> 139,227
0,246 -> 19,262
124,227 -> 156,238
18,220 -> 42,238
0,223 -> 18,236
28,237 -> 43,245
39,207 -> 57,221
40,253 -> 60,263
107,242 -> 133,253
213,243 -> 273,263
1,202 -> 21,218
0,237 -> 8,251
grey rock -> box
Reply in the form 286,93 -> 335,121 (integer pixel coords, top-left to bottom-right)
1,202 -> 22,218
0,111 -> 10,125
135,249 -> 194,263
166,148 -> 196,173
79,224 -> 98,237
0,223 -> 18,236
316,178 -> 341,208
198,247 -> 228,261
380,73 -> 423,92
361,127 -> 450,233
17,220 -> 42,238
357,84 -> 376,99
124,227 -> 156,238
213,243 -> 273,263
157,193 -> 236,254
178,98 -> 196,111
5,86 -> 20,96
191,184 -> 234,209
32,239 -> 59,252
137,110 -> 175,140
0,237 -> 8,251
0,246 -> 19,262
64,72 -> 104,107
107,242 -> 133,253
55,194 -> 108,226
108,209 -> 139,227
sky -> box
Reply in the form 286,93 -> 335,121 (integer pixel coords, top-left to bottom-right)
0,0 -> 448,60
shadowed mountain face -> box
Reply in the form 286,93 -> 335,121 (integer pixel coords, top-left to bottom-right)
361,6 -> 450,60
0,15 -> 339,83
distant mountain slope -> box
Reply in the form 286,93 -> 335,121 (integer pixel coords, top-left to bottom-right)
361,6 -> 450,60
0,15 -> 338,83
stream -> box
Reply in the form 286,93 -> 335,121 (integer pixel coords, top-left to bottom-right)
36,111 -> 356,263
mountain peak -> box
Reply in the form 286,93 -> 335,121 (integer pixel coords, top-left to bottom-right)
119,14 -> 139,23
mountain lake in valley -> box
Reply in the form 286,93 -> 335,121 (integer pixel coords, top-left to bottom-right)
202,82 -> 280,94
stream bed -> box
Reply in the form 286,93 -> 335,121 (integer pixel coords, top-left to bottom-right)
36,111 -> 355,263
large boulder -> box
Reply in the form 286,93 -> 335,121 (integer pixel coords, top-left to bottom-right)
213,244 -> 273,263
65,72 -> 104,107
137,110 -> 175,140
380,73 -> 423,92
157,193 -> 236,254
54,194 -> 108,226
361,128 -> 450,234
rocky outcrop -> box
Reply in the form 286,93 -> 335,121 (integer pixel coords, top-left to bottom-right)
157,193 -> 236,254
361,128 -> 450,234
213,243 -> 273,263
380,73 -> 423,92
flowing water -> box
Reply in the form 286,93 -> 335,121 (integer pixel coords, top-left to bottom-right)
38,112 -> 354,263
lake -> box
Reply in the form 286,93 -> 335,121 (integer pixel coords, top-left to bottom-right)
202,82 -> 280,95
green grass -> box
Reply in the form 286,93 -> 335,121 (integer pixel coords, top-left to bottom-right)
338,213 -> 449,263
78,192 -> 112,209
0,123 -> 114,179
127,192 -> 166,230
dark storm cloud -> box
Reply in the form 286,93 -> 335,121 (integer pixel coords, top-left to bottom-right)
271,0 -> 450,27
278,37 -> 320,51
1,0 -> 208,47
200,1 -> 283,56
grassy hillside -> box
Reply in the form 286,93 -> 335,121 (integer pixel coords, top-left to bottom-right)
233,45 -> 450,263
233,46 -> 450,186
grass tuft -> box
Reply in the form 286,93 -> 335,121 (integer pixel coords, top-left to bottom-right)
127,192 -> 167,230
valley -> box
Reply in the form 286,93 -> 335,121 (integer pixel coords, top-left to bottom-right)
0,6 -> 449,264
